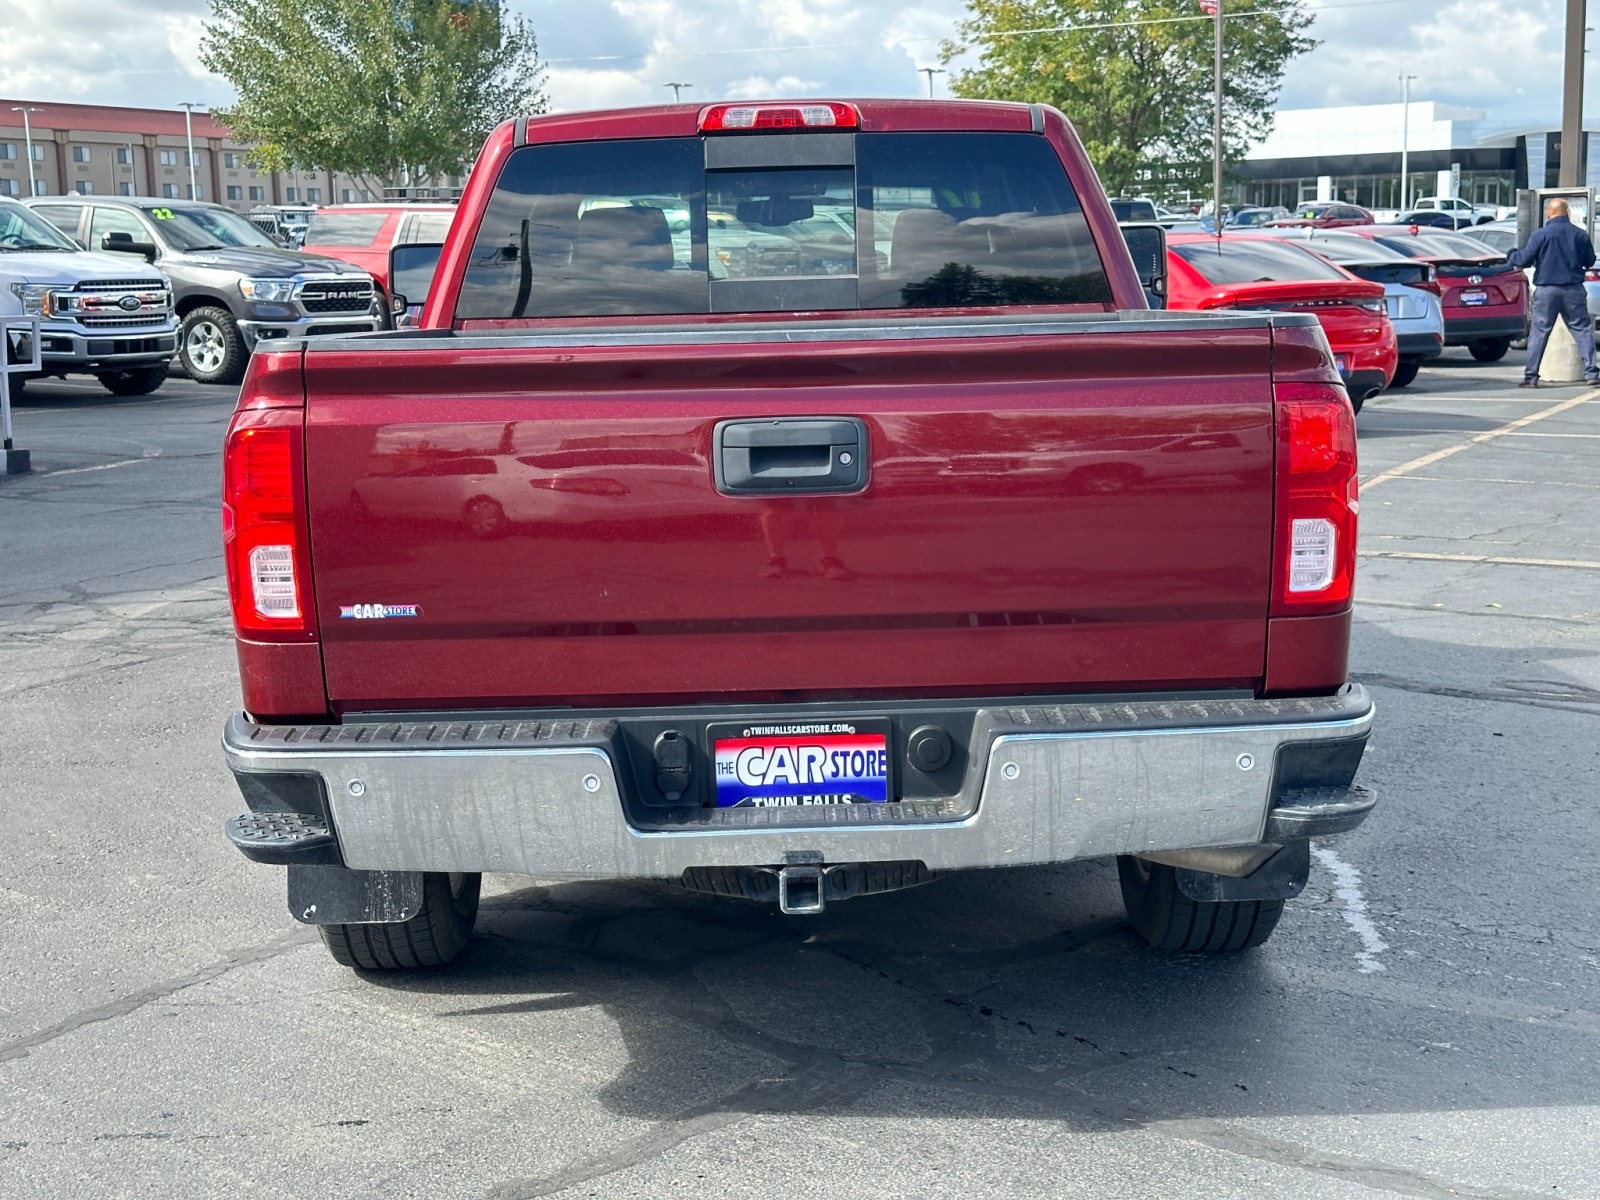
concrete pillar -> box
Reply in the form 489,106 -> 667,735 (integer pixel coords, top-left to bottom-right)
1541,318 -> 1585,381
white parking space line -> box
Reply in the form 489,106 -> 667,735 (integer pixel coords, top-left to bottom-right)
1310,846 -> 1389,975
41,457 -> 159,477
1360,550 -> 1600,572
1390,474 -> 1600,490
1362,388 -> 1600,490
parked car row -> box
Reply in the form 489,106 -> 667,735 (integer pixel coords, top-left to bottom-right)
1137,222 -> 1528,411
2,194 -> 460,397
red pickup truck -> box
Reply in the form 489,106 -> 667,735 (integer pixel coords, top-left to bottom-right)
220,100 -> 1375,970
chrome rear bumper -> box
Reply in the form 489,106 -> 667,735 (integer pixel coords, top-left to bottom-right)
223,688 -> 1375,879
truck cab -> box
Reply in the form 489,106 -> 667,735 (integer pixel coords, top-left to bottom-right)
0,196 -> 176,398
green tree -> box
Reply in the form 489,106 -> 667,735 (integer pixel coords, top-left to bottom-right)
942,0 -> 1315,197
201,0 -> 547,183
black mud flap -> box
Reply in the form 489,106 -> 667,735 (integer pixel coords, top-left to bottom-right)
287,863 -> 424,925
1174,839 -> 1310,904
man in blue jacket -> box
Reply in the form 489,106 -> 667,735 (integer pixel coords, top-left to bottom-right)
1507,197 -> 1599,387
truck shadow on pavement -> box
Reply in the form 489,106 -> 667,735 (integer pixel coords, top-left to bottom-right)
359,848 -> 1595,1196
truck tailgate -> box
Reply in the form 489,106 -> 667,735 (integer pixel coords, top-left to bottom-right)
303,320 -> 1276,711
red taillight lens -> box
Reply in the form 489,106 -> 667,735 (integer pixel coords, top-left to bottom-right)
1585,269 -> 1600,283
1273,383 -> 1358,615
223,408 -> 316,641
699,102 -> 859,132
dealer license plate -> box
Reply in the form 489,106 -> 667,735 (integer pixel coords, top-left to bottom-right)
711,721 -> 891,808
1334,355 -> 1351,377
1460,289 -> 1489,306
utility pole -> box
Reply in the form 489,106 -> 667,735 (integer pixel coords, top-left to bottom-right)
11,107 -> 41,196
1399,74 -> 1416,209
1561,0 -> 1586,186
663,82 -> 692,103
919,67 -> 944,98
178,102 -> 201,200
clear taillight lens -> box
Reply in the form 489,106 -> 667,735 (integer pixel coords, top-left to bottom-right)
223,407 -> 315,640
1273,383 -> 1358,614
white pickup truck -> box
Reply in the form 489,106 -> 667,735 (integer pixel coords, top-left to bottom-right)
1410,196 -> 1497,226
1,197 -> 176,399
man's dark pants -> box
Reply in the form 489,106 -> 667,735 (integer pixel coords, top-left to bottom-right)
1524,283 -> 1599,381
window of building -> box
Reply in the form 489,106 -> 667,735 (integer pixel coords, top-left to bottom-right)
0,179 -> 18,196
159,150 -> 177,166
306,187 -> 321,203
285,187 -> 298,202
72,145 -> 91,163
248,185 -> 264,201
74,180 -> 93,195
162,183 -> 177,198
116,147 -> 132,165
32,179 -> 46,195
118,182 -> 132,196
223,152 -> 242,169
0,144 -> 15,160
187,184 -> 202,200
31,144 -> 44,161
341,189 -> 353,203
226,184 -> 242,201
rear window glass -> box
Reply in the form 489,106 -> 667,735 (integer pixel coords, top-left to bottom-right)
1284,236 -> 1409,265
399,212 -> 455,245
1173,239 -> 1349,285
305,212 -> 389,246
1374,232 -> 1498,260
1111,200 -> 1156,221
454,132 -> 1112,320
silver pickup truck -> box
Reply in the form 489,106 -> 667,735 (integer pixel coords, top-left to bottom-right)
1,197 -> 175,398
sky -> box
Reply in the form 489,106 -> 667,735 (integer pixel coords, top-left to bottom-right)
0,0 -> 1580,135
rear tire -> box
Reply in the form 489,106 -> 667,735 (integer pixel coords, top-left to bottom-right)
1469,337 -> 1510,363
97,364 -> 168,396
1389,358 -> 1420,389
318,872 -> 480,969
1117,855 -> 1284,952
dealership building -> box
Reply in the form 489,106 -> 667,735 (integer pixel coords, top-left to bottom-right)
0,99 -> 428,213
1235,100 -> 1600,210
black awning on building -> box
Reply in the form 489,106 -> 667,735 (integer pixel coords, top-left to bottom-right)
1235,146 -> 1517,180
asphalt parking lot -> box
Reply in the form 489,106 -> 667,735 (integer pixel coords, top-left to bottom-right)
1,351 -> 1597,1199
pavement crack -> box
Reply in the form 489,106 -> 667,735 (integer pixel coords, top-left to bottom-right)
1153,1119 -> 1566,1200
0,929 -> 315,1065
1352,672 -> 1600,716
484,1062 -> 876,1200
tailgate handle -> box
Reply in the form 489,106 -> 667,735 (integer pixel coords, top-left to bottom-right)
714,417 -> 867,495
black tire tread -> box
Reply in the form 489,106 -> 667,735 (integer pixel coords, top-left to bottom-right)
318,872 -> 480,970
97,364 -> 169,396
1118,855 -> 1284,953
180,305 -> 249,385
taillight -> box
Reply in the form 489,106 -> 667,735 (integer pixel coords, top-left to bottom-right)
1586,269 -> 1600,283
699,102 -> 859,132
223,406 -> 315,641
1272,382 -> 1358,615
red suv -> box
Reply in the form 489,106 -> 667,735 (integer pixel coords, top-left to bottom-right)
300,204 -> 458,313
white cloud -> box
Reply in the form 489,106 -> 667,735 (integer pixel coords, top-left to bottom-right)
0,0 -> 1587,138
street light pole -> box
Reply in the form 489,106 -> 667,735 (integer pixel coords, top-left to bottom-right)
1399,74 -> 1417,210
663,82 -> 692,103
178,102 -> 200,199
919,67 -> 945,97
1561,0 -> 1586,187
11,107 -> 41,196
1212,0 -> 1224,236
